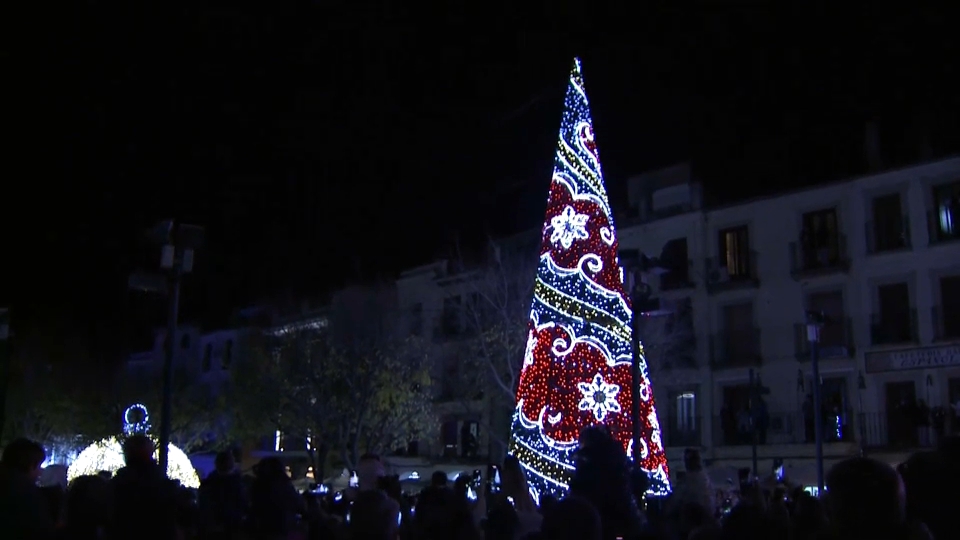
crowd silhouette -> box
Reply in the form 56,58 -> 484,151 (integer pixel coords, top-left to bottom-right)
2,426 -> 957,539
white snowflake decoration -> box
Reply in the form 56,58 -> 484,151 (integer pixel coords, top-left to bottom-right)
577,373 -> 622,422
549,206 -> 589,249
523,330 -> 538,367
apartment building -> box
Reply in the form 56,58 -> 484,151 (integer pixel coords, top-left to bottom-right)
395,261 -> 489,461
619,158 -> 960,481
125,325 -> 244,389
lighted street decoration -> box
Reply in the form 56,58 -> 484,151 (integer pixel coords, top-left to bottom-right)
123,403 -> 151,435
67,403 -> 200,488
506,58 -> 670,499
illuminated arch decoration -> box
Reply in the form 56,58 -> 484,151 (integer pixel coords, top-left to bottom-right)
67,404 -> 200,488
507,58 -> 671,499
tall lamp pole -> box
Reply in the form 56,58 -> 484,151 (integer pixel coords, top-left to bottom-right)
805,310 -> 826,494
630,289 -> 644,465
621,250 -> 668,469
129,221 -> 203,474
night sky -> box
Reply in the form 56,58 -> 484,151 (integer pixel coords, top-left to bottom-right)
4,4 -> 958,354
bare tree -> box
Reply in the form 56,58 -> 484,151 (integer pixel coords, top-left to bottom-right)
448,237 -> 697,455
451,238 -> 539,457
634,298 -> 698,385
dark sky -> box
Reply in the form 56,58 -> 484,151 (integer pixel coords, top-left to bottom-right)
4,4 -> 958,349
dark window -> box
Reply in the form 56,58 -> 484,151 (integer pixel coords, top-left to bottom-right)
410,303 -> 423,336
440,296 -> 462,336
723,302 -> 753,331
202,344 -> 213,372
878,283 -> 910,322
871,193 -> 907,251
659,238 -> 691,289
720,302 -> 758,364
872,283 -> 914,344
718,226 -> 750,278
222,340 -> 233,369
801,208 -> 841,267
939,276 -> 960,339
884,381 -> 918,446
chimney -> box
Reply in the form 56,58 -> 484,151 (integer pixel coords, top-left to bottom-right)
864,121 -> 883,172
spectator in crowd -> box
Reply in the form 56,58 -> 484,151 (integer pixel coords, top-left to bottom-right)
199,450 -> 248,539
110,435 -> 180,539
540,495 -> 602,540
0,438 -> 54,539
350,489 -> 401,540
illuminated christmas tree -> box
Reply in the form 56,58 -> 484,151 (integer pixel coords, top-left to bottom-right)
508,58 -> 671,499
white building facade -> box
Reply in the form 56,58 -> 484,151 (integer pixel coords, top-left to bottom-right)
125,326 -> 244,389
394,261 -> 490,461
619,158 -> 960,480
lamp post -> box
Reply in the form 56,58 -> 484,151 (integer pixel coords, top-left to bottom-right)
619,250 -> 669,469
128,221 -> 203,474
805,310 -> 826,494
629,288 -> 645,464
748,369 -> 763,478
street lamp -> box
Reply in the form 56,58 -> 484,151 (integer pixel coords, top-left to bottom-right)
620,250 -> 668,471
805,310 -> 826,494
128,221 -> 204,474
747,369 -> 768,478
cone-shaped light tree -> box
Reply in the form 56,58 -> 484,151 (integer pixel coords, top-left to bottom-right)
508,58 -> 671,499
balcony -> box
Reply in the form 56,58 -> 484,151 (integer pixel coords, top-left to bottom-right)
865,219 -> 911,254
793,317 -> 856,360
704,251 -> 759,294
932,305 -> 960,341
713,410 -> 856,446
927,209 -> 960,245
663,413 -> 702,447
860,411 -> 937,450
869,310 -> 919,346
709,328 -> 762,369
789,234 -> 850,279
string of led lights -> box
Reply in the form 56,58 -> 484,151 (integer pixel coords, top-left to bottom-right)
507,58 -> 671,499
